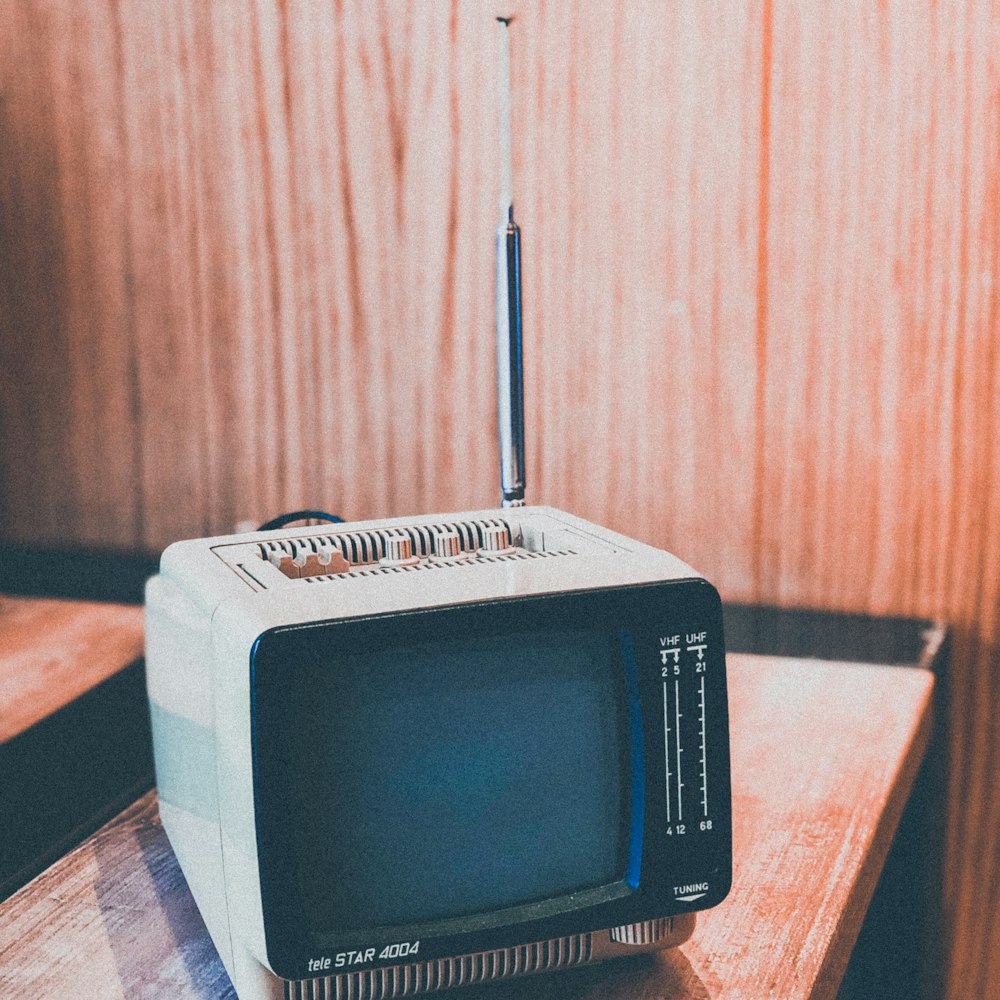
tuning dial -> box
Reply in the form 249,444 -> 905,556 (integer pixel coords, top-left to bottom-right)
433,530 -> 464,559
609,918 -> 672,946
479,524 -> 515,554
380,534 -> 419,566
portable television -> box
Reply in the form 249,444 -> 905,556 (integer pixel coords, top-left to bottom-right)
144,17 -> 732,999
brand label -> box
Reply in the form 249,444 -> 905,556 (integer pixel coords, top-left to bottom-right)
325,941 -> 421,970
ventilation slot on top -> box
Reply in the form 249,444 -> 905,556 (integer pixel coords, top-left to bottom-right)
303,548 -> 577,583
257,518 -> 516,580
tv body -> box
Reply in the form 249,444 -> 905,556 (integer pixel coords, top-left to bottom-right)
146,506 -> 731,999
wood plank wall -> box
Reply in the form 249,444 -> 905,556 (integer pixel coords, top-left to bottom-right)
0,2 -> 997,995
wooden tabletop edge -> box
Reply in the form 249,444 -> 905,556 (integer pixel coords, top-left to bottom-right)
806,671 -> 935,1000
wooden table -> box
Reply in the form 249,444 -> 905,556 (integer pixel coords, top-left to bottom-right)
0,595 -> 149,897
0,595 -> 144,743
0,651 -> 933,999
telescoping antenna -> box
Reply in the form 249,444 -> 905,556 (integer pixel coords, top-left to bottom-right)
496,15 -> 526,508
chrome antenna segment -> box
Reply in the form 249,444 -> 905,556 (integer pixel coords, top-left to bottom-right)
496,15 -> 526,508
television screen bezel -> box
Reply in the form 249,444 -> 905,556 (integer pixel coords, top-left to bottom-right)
250,579 -> 730,980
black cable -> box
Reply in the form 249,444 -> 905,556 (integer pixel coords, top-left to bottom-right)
256,510 -> 344,532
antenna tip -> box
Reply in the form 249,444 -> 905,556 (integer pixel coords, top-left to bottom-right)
496,15 -> 513,26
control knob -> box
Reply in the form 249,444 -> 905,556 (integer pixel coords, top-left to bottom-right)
609,918 -> 672,946
379,534 -> 419,566
479,524 -> 515,554
433,530 -> 464,559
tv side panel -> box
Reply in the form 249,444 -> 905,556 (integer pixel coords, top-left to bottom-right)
144,574 -> 235,980
211,596 -> 273,980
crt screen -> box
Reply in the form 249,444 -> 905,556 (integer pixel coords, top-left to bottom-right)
284,627 -> 630,932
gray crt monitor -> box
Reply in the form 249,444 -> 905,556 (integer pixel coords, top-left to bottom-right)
145,506 -> 732,1000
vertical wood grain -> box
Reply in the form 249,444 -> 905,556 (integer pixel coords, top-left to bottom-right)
0,3 -> 142,545
0,2 -> 999,996
752,4 -> 1000,993
517,3 -> 764,593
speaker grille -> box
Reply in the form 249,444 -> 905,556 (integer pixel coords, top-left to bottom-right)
283,935 -> 593,1000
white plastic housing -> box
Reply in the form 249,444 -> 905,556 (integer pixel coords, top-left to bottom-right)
145,506 -> 703,999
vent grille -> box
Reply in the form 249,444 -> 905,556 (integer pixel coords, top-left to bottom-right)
303,548 -> 576,583
284,935 -> 593,1000
257,518 -> 515,579
259,518 -> 507,563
